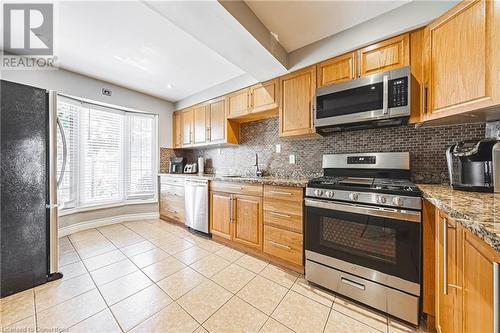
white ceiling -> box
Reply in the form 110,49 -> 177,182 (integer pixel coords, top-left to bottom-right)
54,1 -> 245,102
245,1 -> 410,52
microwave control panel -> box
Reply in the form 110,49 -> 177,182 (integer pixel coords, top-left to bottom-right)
388,77 -> 408,108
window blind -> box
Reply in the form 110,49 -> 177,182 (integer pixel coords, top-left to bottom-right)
80,105 -> 124,204
56,95 -> 157,210
57,96 -> 79,209
126,113 -> 155,199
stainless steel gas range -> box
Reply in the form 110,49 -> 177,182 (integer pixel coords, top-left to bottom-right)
304,152 -> 422,325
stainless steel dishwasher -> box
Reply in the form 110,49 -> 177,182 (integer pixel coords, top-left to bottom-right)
184,178 -> 209,233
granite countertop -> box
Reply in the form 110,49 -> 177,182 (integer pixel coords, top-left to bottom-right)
158,173 -> 309,187
418,184 -> 500,251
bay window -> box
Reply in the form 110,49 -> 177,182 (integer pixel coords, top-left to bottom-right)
57,95 -> 158,211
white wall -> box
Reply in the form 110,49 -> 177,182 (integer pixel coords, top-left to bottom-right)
1,68 -> 173,230
1,67 -> 175,148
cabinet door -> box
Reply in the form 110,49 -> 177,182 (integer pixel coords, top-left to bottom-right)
317,52 -> 356,88
249,78 -> 279,113
193,104 -> 208,145
232,194 -> 262,250
357,34 -> 409,77
181,109 -> 193,147
208,98 -> 226,143
279,65 -> 316,137
210,191 -> 232,240
227,88 -> 250,118
462,229 -> 498,333
173,112 -> 182,148
435,212 -> 462,333
424,0 -> 499,118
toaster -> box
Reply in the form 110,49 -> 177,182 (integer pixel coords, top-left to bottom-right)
184,163 -> 198,174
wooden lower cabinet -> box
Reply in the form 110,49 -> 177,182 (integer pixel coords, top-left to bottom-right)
210,191 -> 232,240
435,211 -> 462,333
427,204 -> 500,333
462,229 -> 498,333
159,176 -> 185,223
209,182 -> 304,272
233,194 -> 262,250
209,182 -> 263,251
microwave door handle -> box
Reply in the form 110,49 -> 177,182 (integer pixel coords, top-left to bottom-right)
382,75 -> 389,115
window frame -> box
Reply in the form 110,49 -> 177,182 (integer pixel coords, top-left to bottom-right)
56,94 -> 159,216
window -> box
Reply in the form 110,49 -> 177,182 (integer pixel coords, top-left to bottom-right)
57,95 -> 157,211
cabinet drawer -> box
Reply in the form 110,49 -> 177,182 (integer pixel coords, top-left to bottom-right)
160,184 -> 184,197
210,181 -> 263,196
160,194 -> 184,220
264,185 -> 303,202
264,198 -> 302,217
263,225 -> 303,266
264,210 -> 302,233
160,176 -> 185,186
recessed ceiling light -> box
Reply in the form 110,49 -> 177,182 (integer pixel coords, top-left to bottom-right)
166,84 -> 173,89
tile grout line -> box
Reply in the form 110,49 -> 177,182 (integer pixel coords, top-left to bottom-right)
66,231 -> 124,333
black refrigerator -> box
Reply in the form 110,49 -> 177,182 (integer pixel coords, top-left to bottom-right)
1,79 -> 63,297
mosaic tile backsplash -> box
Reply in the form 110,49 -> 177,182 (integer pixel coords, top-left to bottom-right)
161,117 -> 486,183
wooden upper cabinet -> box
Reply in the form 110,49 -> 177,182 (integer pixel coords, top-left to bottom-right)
172,111 -> 182,148
210,191 -> 232,240
249,78 -> 279,113
357,34 -> 409,77
279,65 -> 316,137
181,108 -> 193,147
462,229 -> 498,333
208,97 -> 226,143
424,0 -> 500,119
317,52 -> 356,88
227,88 -> 250,118
232,194 -> 262,250
193,104 -> 208,145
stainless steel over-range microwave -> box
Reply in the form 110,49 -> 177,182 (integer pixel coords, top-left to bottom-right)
314,66 -> 411,134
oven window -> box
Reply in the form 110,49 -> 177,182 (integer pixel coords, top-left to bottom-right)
305,205 -> 420,283
316,82 -> 383,119
320,217 -> 397,265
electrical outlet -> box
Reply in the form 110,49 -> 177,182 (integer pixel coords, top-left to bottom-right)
276,144 -> 281,153
289,154 -> 296,164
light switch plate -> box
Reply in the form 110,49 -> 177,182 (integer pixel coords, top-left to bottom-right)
289,154 -> 296,164
276,144 -> 281,153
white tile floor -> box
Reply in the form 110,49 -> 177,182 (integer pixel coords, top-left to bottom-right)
0,219 -> 427,333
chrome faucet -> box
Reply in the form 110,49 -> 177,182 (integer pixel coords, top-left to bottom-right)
254,153 -> 263,177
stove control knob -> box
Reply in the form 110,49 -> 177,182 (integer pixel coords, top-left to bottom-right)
325,191 -> 334,198
314,189 -> 324,197
378,196 -> 387,204
349,193 -> 359,201
393,197 -> 404,206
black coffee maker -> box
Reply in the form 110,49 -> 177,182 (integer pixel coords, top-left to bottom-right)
446,138 -> 500,192
169,157 -> 185,174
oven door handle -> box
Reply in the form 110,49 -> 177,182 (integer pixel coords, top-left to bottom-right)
304,198 -> 421,223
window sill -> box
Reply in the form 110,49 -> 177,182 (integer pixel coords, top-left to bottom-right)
59,198 -> 158,217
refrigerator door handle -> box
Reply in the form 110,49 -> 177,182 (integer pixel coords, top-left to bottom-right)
48,91 -> 60,276
56,117 -> 68,188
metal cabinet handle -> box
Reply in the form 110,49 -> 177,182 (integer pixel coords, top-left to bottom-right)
269,211 -> 291,219
269,191 -> 292,196
443,217 -> 448,295
229,196 -> 234,224
494,262 -> 499,333
341,277 -> 366,290
423,85 -> 428,114
269,241 -> 291,250
167,209 -> 177,213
